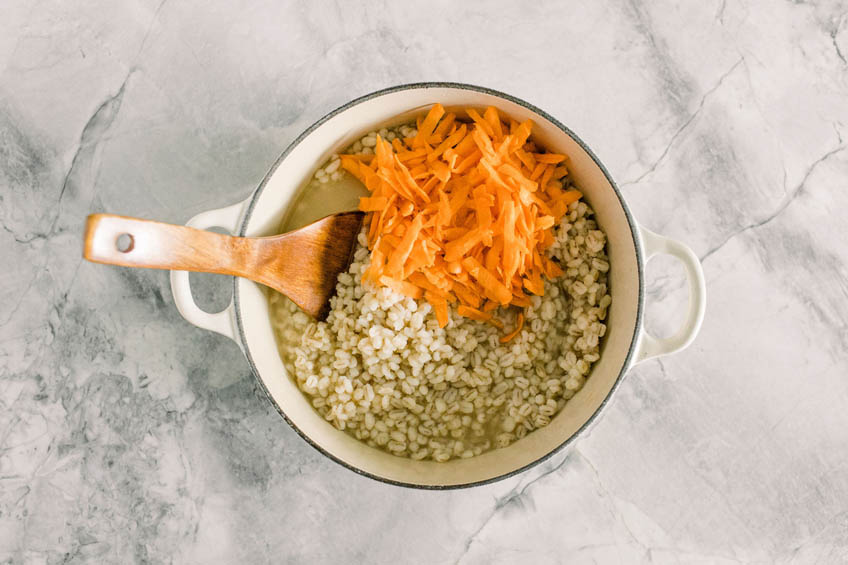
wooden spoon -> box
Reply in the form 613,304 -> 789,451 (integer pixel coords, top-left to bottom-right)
83,211 -> 365,320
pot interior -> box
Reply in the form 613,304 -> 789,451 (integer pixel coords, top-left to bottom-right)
235,85 -> 642,487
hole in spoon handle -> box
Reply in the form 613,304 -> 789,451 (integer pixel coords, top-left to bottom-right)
116,233 -> 134,253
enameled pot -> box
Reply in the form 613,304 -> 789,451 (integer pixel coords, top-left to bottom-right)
169,83 -> 706,489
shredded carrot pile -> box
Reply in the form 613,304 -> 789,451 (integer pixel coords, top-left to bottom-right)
340,104 -> 581,338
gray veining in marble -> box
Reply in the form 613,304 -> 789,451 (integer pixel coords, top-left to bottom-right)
2,0 -> 848,563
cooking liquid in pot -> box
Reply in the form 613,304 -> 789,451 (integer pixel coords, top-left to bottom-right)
279,169 -> 366,232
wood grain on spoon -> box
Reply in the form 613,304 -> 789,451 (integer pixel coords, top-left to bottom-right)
83,211 -> 365,320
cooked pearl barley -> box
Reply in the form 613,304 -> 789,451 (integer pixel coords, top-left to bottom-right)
270,124 -> 611,462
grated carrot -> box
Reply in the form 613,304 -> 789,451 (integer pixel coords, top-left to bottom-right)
359,196 -> 388,212
500,312 -> 525,343
342,104 -> 581,330
425,291 -> 450,328
379,275 -> 423,300
457,304 -> 492,322
534,153 -> 566,164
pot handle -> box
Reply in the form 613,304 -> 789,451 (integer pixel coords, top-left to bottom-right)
169,199 -> 248,345
636,225 -> 706,362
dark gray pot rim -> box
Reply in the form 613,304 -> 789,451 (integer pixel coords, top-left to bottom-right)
233,82 -> 644,490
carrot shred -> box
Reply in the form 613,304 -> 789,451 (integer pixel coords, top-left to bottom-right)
409,273 -> 447,298
529,162 -> 547,181
483,107 -> 503,140
432,113 -> 456,140
466,108 -> 494,138
500,312 -> 525,343
534,153 -> 566,164
340,156 -> 365,180
462,256 -> 512,305
561,189 -> 582,206
379,275 -> 423,300
414,104 -> 446,148
429,124 -> 468,161
444,231 -> 487,263
386,213 -> 423,276
536,215 -> 555,230
359,196 -> 388,212
346,104 -> 583,332
425,291 -> 450,328
482,300 -> 499,312
457,305 -> 492,322
512,121 -> 533,149
452,281 -> 481,308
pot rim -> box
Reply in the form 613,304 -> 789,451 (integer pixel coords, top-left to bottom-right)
233,81 -> 645,489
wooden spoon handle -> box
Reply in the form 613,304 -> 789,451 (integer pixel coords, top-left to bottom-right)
83,213 -> 253,276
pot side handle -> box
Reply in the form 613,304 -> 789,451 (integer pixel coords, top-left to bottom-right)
636,225 -> 707,363
169,199 -> 248,345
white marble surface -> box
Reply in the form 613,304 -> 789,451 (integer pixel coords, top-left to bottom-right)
2,0 -> 848,562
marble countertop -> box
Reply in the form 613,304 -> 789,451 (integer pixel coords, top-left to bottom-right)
3,1 -> 848,563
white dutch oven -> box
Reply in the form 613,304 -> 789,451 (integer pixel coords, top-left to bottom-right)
170,83 -> 706,488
